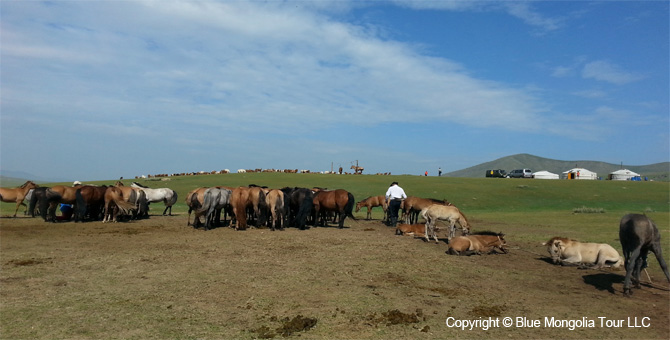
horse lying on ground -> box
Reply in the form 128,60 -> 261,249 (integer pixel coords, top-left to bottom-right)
421,204 -> 470,243
395,223 -> 440,238
619,214 -> 670,296
447,232 -> 508,256
542,237 -> 623,269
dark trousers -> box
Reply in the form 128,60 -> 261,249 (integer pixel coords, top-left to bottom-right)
388,199 -> 401,226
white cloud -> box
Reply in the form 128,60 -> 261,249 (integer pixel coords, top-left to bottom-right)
582,60 -> 645,85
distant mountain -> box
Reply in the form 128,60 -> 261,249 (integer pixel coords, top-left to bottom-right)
0,170 -> 67,186
446,154 -> 669,181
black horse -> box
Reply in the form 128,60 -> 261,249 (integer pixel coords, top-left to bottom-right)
619,214 -> 670,296
281,187 -> 314,230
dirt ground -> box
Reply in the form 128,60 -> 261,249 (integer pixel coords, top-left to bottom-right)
1,214 -> 668,339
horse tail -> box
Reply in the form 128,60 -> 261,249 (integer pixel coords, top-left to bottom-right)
40,188 -> 61,222
295,194 -> 313,229
166,190 -> 178,206
345,192 -> 356,220
75,188 -> 87,222
114,198 -> 137,216
197,190 -> 214,215
28,189 -> 40,217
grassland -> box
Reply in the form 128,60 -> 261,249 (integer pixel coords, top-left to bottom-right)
1,174 -> 668,339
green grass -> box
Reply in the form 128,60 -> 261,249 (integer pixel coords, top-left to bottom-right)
6,173 -> 668,216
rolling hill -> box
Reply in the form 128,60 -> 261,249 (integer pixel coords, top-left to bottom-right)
445,153 -> 669,181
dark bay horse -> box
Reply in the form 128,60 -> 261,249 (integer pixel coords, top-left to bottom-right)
0,180 -> 39,217
401,196 -> 452,224
355,195 -> 388,221
312,189 -> 356,228
74,185 -> 108,222
619,214 -> 670,296
281,187 -> 314,230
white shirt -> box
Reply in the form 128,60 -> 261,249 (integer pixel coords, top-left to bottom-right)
385,185 -> 407,200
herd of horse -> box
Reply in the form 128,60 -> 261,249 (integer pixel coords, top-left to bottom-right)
1,180 -> 668,296
185,185 -> 356,231
0,180 -> 178,223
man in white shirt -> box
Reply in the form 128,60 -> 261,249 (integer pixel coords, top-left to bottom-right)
385,181 -> 407,227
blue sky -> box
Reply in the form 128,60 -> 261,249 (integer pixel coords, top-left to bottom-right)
1,0 -> 668,181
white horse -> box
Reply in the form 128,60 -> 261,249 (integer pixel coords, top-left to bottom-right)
421,204 -> 471,242
130,182 -> 178,215
194,187 -> 232,230
543,237 -> 623,269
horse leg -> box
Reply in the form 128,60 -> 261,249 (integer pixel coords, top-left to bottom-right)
623,246 -> 642,296
162,204 -> 170,216
366,206 -> 371,220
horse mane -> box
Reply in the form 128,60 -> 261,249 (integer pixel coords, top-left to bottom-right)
20,181 -> 35,188
546,236 -> 577,244
471,230 -> 501,236
132,182 -> 148,188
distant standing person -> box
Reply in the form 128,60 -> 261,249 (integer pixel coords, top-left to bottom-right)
385,181 -> 407,228
439,168 -> 442,177
424,171 -> 428,176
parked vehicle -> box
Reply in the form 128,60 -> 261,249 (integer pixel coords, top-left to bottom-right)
508,169 -> 533,178
485,169 -> 507,178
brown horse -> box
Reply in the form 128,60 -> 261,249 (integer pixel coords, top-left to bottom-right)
0,181 -> 39,217
114,181 -> 148,218
246,186 -> 267,227
102,186 -> 137,222
230,186 -> 253,230
312,189 -> 356,228
447,232 -> 507,256
74,185 -> 108,222
41,184 -> 82,221
186,187 -> 208,226
401,196 -> 452,224
265,189 -> 285,231
355,195 -> 388,221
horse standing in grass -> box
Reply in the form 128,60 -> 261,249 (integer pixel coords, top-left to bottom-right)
130,182 -> 178,216
281,187 -> 314,230
421,204 -> 470,242
0,181 -> 39,217
74,185 -> 108,222
194,187 -> 232,230
114,181 -> 149,219
619,214 -> 670,296
102,186 -> 138,222
265,189 -> 286,231
312,189 -> 356,228
355,195 -> 388,221
447,232 -> 507,256
401,197 -> 452,224
40,184 -> 82,222
186,187 -> 208,227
